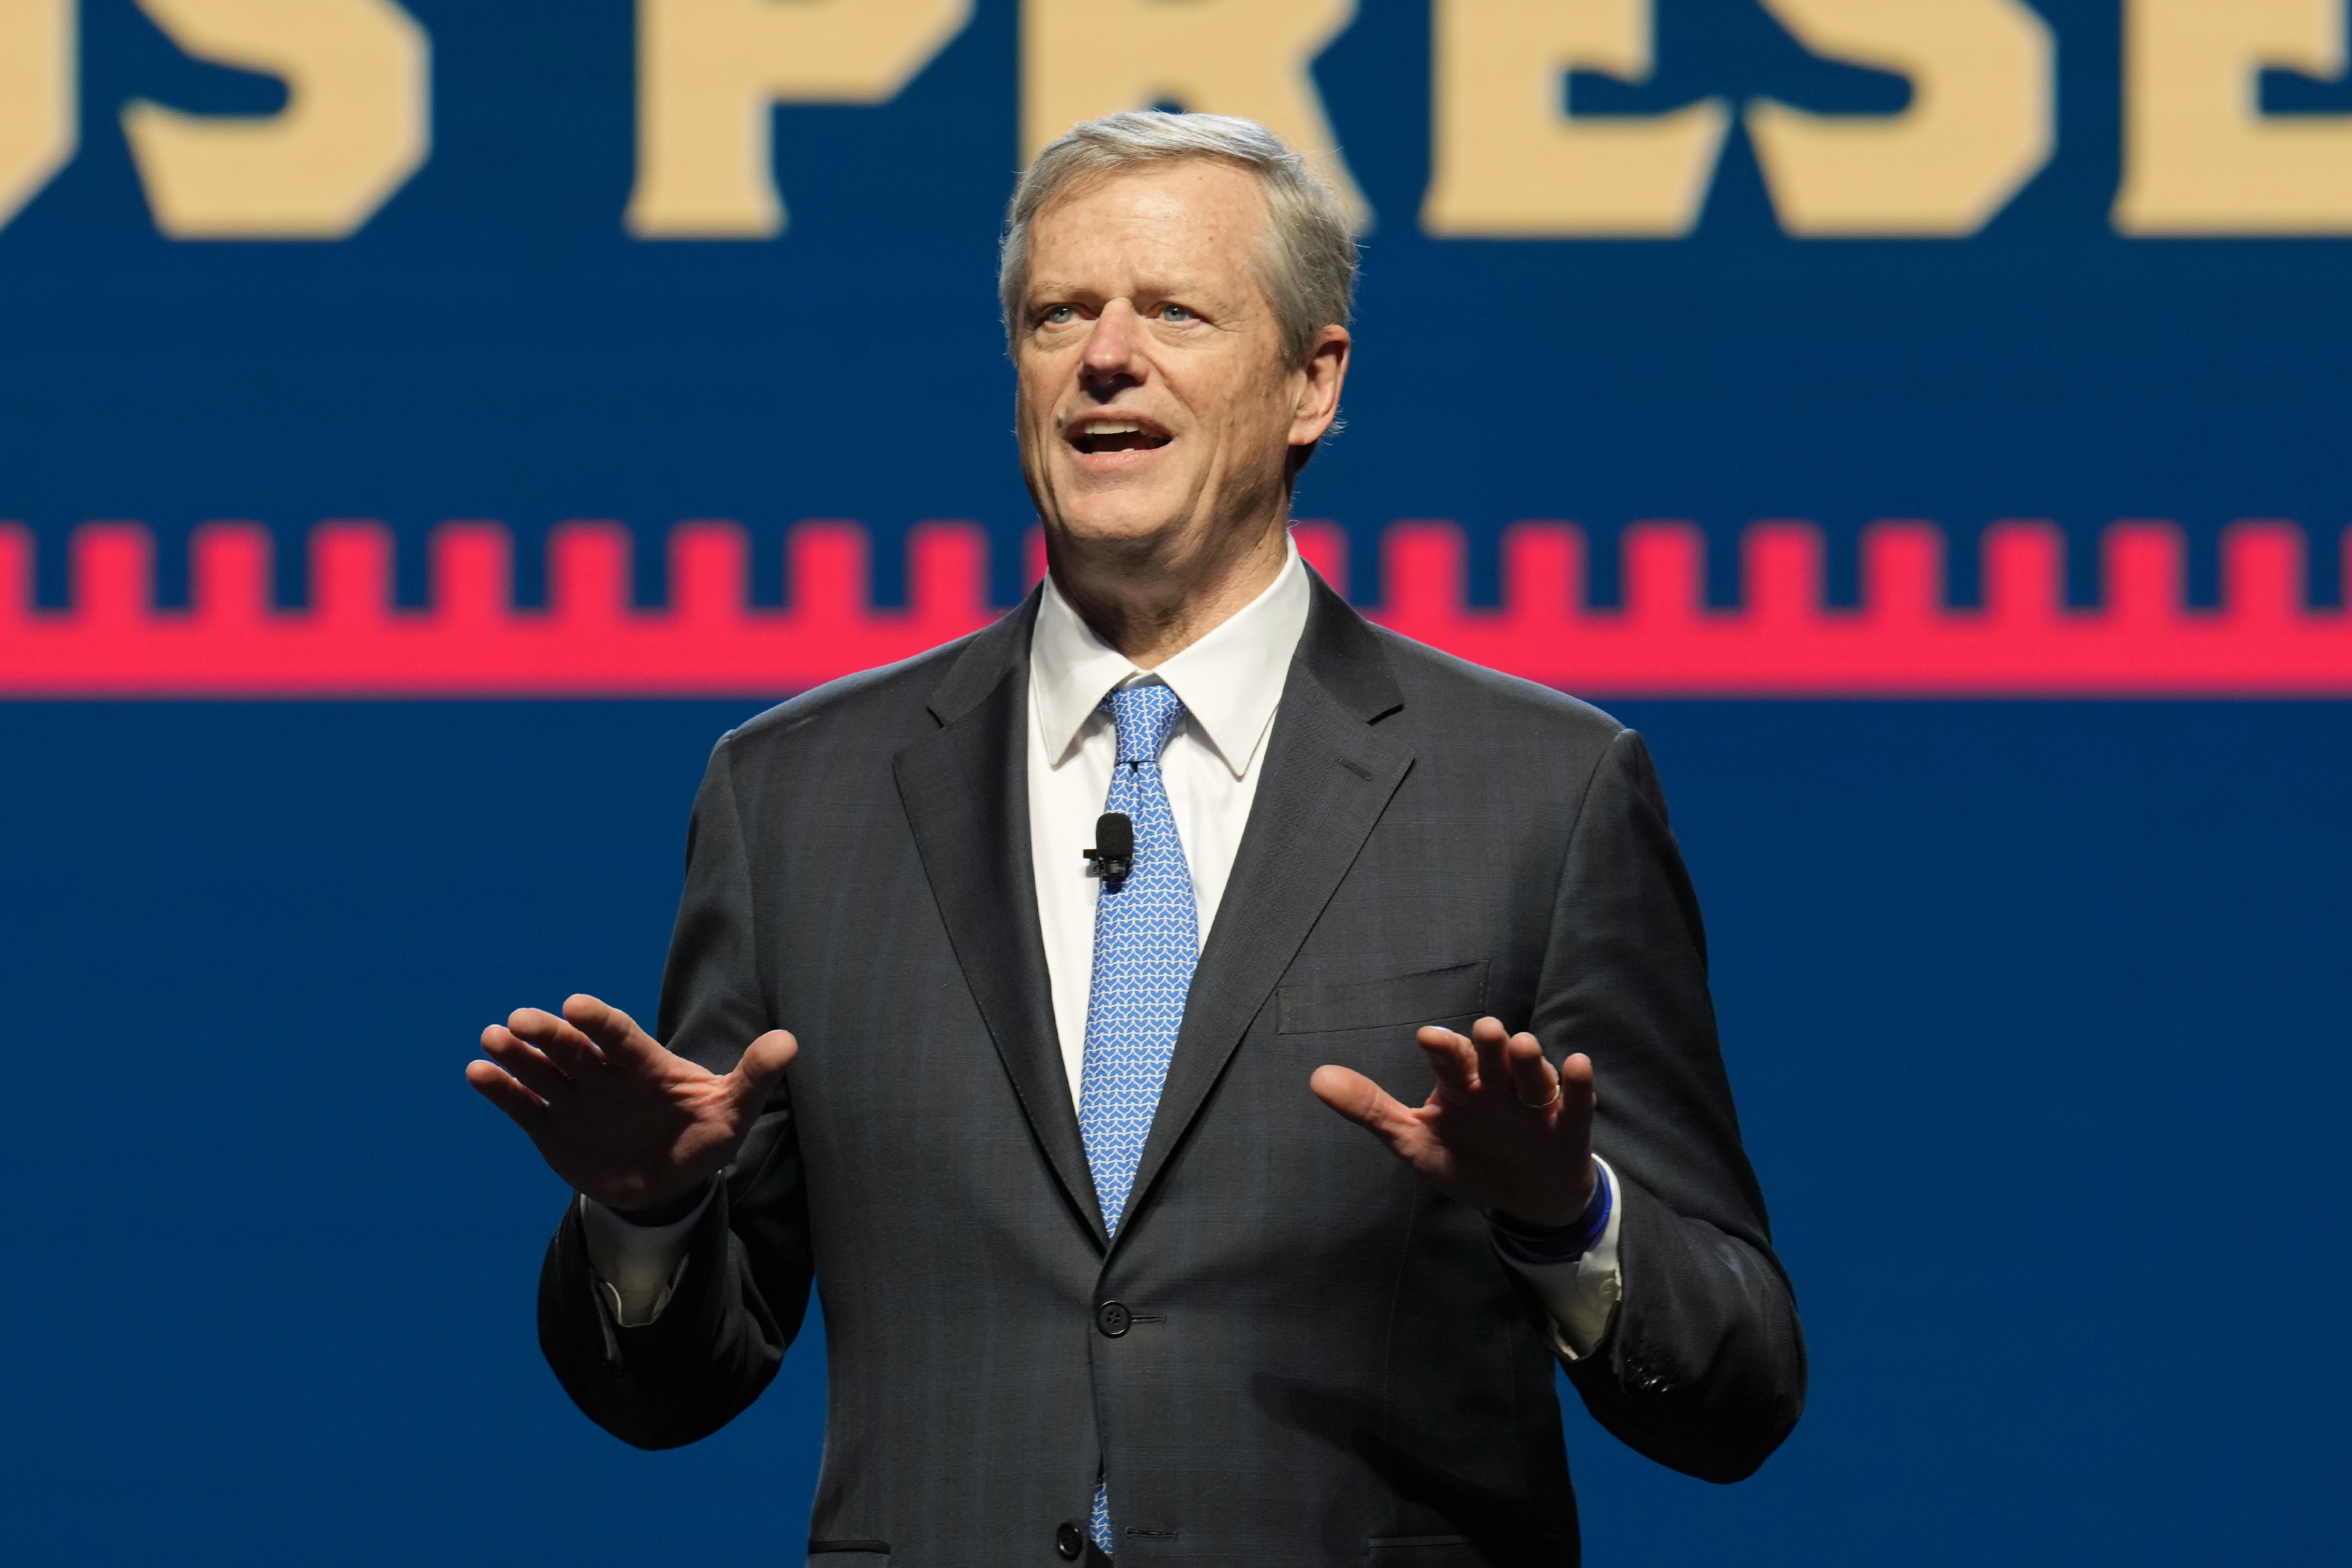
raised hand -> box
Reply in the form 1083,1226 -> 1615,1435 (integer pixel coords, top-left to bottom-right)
465,994 -> 797,1214
1309,1016 -> 1597,1229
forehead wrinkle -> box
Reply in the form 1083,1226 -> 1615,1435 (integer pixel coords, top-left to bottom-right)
1022,165 -> 1276,310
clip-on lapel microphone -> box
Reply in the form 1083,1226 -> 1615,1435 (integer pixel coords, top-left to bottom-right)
1085,812 -> 1135,890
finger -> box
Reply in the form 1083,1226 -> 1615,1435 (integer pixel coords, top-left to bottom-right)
480,1024 -> 576,1103
728,1030 -> 799,1105
561,994 -> 666,1069
1309,1064 -> 1420,1145
1467,1017 -> 1514,1094
1558,1051 -> 1597,1109
1502,1030 -> 1560,1109
1414,1026 -> 1479,1092
505,1007 -> 608,1076
465,1057 -> 548,1121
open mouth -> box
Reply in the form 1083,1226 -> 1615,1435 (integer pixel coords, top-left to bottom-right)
1068,418 -> 1173,455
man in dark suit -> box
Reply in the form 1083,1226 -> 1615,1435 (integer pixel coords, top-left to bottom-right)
468,112 -> 1802,1567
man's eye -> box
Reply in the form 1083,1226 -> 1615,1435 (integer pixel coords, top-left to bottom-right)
1041,305 -> 1076,326
1160,304 -> 1194,322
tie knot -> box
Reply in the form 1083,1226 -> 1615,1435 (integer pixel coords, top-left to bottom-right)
1101,682 -> 1186,764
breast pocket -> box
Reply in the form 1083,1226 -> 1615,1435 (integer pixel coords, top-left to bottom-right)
806,1544 -> 889,1567
1277,961 -> 1488,1036
1277,962 -> 1488,1105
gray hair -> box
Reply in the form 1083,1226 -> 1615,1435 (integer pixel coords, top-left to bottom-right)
1000,112 -> 1358,370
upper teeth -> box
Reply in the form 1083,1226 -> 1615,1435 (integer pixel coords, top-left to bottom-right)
1084,422 -> 1141,435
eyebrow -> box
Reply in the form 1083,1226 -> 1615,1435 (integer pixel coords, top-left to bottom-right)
1025,276 -> 1233,306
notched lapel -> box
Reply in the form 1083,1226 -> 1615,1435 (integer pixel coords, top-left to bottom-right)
893,598 -> 1108,1249
1120,580 -> 1414,1239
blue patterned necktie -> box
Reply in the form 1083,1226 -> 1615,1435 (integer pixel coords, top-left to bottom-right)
1079,681 -> 1200,1557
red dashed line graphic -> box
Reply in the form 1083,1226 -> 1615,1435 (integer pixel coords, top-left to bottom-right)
3,518 -> 2347,697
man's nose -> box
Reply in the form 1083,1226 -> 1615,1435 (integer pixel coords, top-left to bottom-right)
1081,299 -> 1148,388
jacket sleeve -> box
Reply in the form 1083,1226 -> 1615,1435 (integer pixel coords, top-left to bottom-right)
1531,727 -> 1806,1482
536,732 -> 817,1449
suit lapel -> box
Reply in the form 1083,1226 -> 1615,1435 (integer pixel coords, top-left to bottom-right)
1120,572 -> 1413,1241
894,593 -> 1108,1249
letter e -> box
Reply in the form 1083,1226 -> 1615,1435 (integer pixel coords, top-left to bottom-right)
2115,0 -> 2352,234
1422,0 -> 1730,238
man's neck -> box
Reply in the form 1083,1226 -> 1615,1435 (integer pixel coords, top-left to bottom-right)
1049,522 -> 1290,670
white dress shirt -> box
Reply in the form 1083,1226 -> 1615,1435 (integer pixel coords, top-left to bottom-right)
1025,539 -> 1307,1082
585,534 -> 1622,1356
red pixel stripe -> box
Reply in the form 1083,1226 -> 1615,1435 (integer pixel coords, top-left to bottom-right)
1,517 -> 2347,698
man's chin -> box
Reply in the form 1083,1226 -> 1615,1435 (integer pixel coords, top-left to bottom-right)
1040,496 -> 1191,554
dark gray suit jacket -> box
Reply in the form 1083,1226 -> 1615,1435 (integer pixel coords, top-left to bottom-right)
539,572 -> 1804,1567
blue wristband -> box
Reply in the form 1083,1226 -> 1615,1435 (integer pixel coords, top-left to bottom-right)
1489,1164 -> 1612,1266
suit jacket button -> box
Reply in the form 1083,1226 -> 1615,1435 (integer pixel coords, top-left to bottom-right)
1056,1520 -> 1085,1559
1094,1300 -> 1132,1337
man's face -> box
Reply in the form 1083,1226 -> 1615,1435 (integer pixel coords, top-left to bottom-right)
1013,161 -> 1342,568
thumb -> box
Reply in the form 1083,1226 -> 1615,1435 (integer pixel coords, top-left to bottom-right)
1312,1066 -> 1431,1168
730,1029 -> 799,1102
1310,1064 -> 1403,1136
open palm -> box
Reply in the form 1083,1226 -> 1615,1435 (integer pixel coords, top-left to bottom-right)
1310,1015 -> 1597,1229
465,994 -> 796,1213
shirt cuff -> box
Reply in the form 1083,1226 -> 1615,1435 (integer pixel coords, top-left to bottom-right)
1488,1156 -> 1624,1361
578,1183 -> 714,1328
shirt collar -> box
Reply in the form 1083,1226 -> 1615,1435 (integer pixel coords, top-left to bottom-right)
1030,535 -> 1312,779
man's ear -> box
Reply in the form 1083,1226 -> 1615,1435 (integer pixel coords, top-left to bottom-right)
1304,327 -> 1351,404
1285,325 -> 1350,480
1290,327 -> 1351,436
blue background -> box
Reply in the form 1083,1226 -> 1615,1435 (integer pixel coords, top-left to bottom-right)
3,2 -> 2349,1561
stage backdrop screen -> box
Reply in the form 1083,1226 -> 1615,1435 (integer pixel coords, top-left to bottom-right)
2,4 -> 2347,1564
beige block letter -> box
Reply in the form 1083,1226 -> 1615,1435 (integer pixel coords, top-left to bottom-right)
122,0 -> 428,239
630,0 -> 973,238
1,0 -> 76,231
1746,0 -> 2053,237
1022,0 -> 1369,229
1422,0 -> 1729,237
2115,0 -> 2352,234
